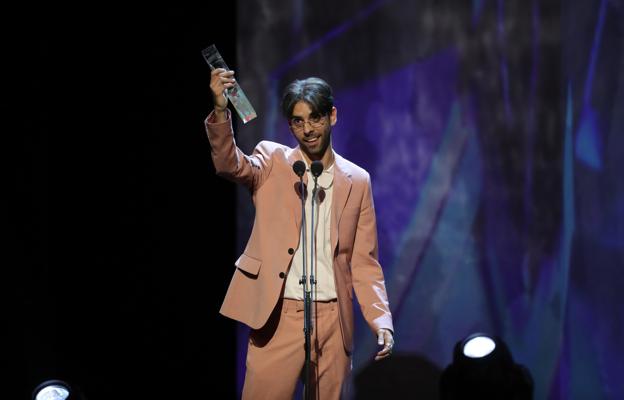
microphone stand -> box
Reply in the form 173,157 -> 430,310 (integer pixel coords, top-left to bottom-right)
305,161 -> 323,399
304,173 -> 320,400
294,160 -> 322,400
296,171 -> 313,400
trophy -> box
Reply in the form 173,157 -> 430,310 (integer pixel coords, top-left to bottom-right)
202,45 -> 257,124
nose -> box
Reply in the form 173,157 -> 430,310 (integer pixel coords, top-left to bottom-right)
303,122 -> 314,135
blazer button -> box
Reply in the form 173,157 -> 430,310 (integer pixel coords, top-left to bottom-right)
279,272 -> 286,279
288,248 -> 294,255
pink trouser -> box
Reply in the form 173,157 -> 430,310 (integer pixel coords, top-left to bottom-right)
242,298 -> 352,399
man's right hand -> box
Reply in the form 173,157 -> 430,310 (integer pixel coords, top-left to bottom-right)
210,68 -> 236,121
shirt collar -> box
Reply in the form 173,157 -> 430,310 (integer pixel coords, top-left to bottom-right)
298,149 -> 334,189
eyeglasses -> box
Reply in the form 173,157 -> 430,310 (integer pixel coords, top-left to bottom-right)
288,114 -> 328,131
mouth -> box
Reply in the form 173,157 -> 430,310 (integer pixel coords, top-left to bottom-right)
304,136 -> 320,144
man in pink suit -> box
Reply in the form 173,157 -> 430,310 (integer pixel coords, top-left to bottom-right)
206,68 -> 394,399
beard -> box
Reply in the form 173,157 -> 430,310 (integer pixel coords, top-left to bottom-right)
300,130 -> 331,159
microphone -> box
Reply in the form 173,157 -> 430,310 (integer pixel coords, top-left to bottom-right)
311,160 -> 324,178
293,160 -> 306,177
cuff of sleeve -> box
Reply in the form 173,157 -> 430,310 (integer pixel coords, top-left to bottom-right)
205,108 -> 232,124
371,316 -> 394,335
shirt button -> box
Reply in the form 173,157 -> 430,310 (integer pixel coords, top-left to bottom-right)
288,248 -> 294,255
279,272 -> 286,279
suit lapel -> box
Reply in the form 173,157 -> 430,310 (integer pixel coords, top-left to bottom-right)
331,153 -> 352,254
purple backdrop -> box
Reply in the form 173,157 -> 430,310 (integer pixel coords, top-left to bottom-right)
232,0 -> 624,398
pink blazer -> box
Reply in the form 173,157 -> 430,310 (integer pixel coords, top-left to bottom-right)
205,112 -> 393,352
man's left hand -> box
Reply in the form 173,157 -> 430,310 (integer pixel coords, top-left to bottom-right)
375,328 -> 394,361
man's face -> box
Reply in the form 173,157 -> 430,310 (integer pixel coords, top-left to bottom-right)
289,101 -> 337,161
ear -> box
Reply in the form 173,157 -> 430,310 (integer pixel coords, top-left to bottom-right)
330,106 -> 337,126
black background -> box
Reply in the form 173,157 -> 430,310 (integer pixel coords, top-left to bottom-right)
16,6 -> 238,399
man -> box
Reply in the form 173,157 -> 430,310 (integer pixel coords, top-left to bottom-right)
206,68 -> 394,399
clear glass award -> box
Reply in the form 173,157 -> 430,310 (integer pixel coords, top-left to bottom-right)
202,45 -> 257,124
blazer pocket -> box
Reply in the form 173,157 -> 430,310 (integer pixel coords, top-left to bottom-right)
235,253 -> 262,276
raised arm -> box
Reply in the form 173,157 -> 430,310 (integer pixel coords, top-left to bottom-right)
205,69 -> 272,190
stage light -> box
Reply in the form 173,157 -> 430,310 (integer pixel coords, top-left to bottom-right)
32,380 -> 73,400
440,333 -> 533,399
462,334 -> 496,358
